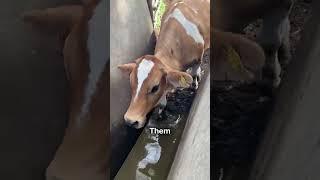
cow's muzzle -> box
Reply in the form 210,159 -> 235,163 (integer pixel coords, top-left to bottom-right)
124,113 -> 146,129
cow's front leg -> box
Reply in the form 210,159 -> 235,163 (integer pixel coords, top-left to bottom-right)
153,94 -> 167,117
258,1 -> 292,88
187,63 -> 203,89
151,95 -> 167,120
158,95 -> 167,114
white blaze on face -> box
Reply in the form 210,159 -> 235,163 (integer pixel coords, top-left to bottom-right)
165,8 -> 204,45
135,59 -> 154,100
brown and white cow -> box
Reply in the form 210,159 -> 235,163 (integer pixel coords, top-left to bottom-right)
22,0 -> 109,180
213,0 -> 293,88
118,0 -> 210,129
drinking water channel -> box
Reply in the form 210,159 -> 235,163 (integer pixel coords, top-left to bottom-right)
115,89 -> 195,180
115,51 -> 209,180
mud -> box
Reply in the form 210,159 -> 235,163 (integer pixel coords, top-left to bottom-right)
150,49 -> 209,124
212,0 -> 312,179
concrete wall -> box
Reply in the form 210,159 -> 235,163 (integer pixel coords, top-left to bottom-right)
0,0 -> 77,179
110,0 -> 155,177
167,74 -> 211,180
250,1 -> 320,179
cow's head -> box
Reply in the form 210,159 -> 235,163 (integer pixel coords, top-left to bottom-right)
118,55 -> 193,129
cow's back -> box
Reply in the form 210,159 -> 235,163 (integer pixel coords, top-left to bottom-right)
155,0 -> 210,70
183,0 -> 210,48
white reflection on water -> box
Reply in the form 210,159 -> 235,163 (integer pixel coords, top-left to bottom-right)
137,135 -> 162,169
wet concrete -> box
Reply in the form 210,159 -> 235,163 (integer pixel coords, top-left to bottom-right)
0,0 -> 77,179
110,0 -> 156,178
250,1 -> 320,179
167,73 -> 210,180
212,1 -> 313,179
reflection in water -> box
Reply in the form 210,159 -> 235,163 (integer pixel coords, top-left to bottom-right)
137,142 -> 162,169
137,134 -> 162,171
136,111 -> 183,179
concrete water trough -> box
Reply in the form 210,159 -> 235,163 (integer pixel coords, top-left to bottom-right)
110,0 -> 210,179
250,1 -> 320,179
110,0 -> 155,178
114,69 -> 210,180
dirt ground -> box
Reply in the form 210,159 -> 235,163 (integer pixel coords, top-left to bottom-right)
213,0 -> 312,179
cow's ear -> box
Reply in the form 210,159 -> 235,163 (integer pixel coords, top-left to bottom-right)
166,70 -> 193,88
118,63 -> 136,77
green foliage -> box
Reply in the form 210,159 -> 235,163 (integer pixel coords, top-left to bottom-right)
154,0 -> 166,30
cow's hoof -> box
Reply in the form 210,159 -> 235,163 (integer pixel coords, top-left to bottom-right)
191,76 -> 200,89
187,64 -> 202,90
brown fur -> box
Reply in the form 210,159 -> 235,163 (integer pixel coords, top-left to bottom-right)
213,0 -> 293,87
118,0 -> 210,129
156,0 -> 210,70
22,0 -> 109,179
213,30 -> 265,82
118,55 -> 193,129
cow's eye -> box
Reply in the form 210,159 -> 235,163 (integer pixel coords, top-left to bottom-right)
150,85 -> 159,94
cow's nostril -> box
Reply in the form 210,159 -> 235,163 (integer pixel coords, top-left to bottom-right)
125,119 -> 139,127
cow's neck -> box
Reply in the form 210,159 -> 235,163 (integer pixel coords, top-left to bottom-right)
154,49 -> 184,71
73,1 -> 108,127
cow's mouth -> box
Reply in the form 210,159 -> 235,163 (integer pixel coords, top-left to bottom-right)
125,105 -> 165,129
